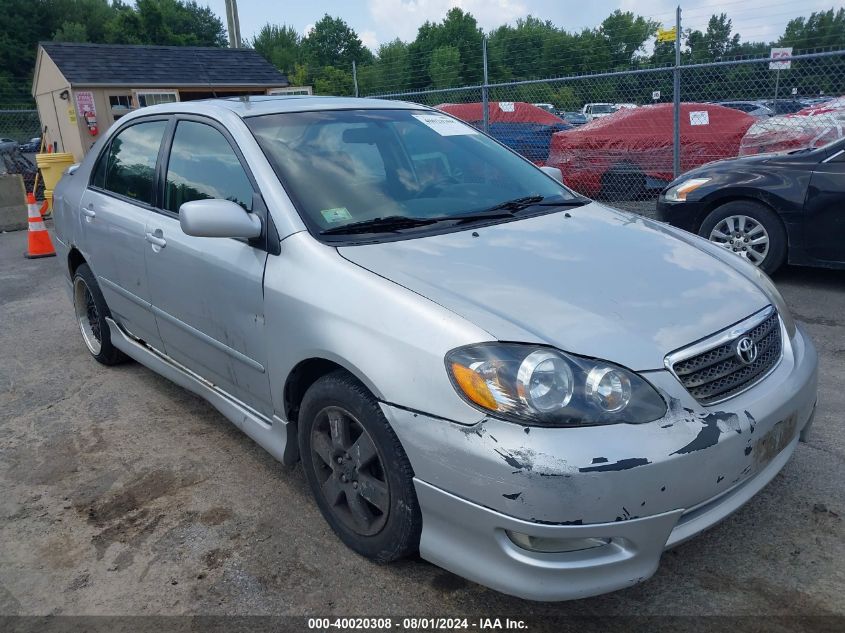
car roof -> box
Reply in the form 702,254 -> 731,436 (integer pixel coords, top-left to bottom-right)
133,95 -> 430,119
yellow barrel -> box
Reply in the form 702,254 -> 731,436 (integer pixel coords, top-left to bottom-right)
36,152 -> 75,211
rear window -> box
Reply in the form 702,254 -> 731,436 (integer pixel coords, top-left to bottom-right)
101,120 -> 167,205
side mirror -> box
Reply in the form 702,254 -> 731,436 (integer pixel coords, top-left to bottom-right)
540,165 -> 563,182
179,199 -> 262,239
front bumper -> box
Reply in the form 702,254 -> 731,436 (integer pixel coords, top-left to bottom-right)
381,324 -> 817,600
654,197 -> 705,233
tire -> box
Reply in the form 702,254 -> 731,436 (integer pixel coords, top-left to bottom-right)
72,263 -> 128,366
601,163 -> 646,201
298,370 -> 421,562
699,200 -> 787,275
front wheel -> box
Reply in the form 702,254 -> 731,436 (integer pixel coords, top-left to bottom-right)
699,200 -> 787,275
298,370 -> 421,563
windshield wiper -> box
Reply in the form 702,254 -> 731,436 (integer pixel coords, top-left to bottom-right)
446,196 -> 587,225
319,196 -> 588,236
320,215 -> 438,235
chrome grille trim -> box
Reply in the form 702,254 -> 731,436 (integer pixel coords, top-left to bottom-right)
665,306 -> 783,406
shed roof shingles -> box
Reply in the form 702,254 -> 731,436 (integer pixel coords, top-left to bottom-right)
40,42 -> 289,87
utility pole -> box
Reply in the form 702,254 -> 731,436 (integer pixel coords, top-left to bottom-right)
672,5 -> 681,179
482,37 -> 489,133
225,0 -> 242,48
352,60 -> 359,97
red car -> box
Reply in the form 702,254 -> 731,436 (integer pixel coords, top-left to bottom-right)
547,103 -> 755,199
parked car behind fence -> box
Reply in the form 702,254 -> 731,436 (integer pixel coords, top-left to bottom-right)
547,103 -> 755,200
436,101 -> 571,163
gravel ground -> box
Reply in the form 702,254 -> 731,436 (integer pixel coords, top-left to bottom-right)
1,226 -> 843,625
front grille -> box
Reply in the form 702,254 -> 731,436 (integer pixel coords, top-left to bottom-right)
670,309 -> 782,405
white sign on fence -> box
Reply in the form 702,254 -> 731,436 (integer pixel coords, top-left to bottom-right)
652,90 -> 661,100
769,47 -> 793,70
498,102 -> 515,112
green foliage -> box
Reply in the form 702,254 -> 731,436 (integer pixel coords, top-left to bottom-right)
429,46 -> 461,88
2,1 -> 845,107
250,24 -> 301,75
53,21 -> 89,43
106,0 -> 227,46
408,8 -> 483,90
686,14 -> 741,61
314,66 -> 354,96
303,14 -> 372,71
1,0 -> 227,101
780,8 -> 845,51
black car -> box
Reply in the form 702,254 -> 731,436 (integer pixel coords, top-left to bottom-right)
656,138 -> 845,274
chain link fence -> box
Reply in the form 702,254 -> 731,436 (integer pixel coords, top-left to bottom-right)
364,50 -> 845,212
0,108 -> 42,196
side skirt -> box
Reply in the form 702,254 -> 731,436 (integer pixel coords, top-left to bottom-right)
106,317 -> 298,465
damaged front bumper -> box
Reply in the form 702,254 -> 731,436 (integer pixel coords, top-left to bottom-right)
381,323 -> 817,601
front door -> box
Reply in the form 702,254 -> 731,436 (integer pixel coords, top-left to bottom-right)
143,117 -> 273,415
79,118 -> 169,350
804,146 -> 845,265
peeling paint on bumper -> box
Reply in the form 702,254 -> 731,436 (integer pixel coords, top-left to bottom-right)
381,324 -> 817,600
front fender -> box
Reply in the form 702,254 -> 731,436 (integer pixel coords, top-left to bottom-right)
263,232 -> 493,425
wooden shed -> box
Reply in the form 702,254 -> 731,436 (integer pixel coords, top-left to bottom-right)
32,42 -> 304,160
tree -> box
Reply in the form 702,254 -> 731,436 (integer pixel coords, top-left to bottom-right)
407,8 -> 483,90
303,15 -> 372,71
599,10 -> 659,67
106,0 -> 227,46
686,14 -> 740,62
487,16 -> 557,82
314,65 -> 354,96
250,24 -> 301,74
53,21 -> 89,43
429,46 -> 461,88
780,8 -> 845,52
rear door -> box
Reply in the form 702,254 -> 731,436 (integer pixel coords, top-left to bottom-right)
79,118 -> 169,350
804,146 -> 845,264
143,116 -> 273,415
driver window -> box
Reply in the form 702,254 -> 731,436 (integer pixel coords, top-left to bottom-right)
164,121 -> 253,213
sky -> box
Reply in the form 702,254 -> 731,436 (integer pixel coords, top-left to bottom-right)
206,0 -> 843,51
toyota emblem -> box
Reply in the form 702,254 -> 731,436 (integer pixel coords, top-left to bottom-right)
735,336 -> 758,365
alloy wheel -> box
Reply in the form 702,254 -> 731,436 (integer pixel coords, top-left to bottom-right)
309,406 -> 390,536
73,276 -> 102,355
708,214 -> 770,266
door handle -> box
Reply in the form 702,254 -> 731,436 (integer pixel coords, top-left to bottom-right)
145,231 -> 167,249
81,205 -> 96,219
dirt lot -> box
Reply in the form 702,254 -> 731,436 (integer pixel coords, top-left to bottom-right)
1,226 -> 844,623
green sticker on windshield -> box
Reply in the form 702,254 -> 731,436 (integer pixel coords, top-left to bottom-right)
321,207 -> 352,223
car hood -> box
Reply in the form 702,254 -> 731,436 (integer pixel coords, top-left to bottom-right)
338,203 -> 770,370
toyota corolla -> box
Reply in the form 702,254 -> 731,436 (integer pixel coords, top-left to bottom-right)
51,96 -> 818,601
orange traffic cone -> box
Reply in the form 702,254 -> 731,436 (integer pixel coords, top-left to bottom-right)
24,192 -> 56,259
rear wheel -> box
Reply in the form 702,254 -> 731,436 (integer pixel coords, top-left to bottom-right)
298,370 -> 421,562
699,200 -> 787,275
72,264 -> 127,365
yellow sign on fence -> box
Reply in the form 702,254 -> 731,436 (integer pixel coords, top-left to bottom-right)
657,27 -> 677,43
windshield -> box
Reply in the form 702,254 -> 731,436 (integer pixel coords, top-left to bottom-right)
590,105 -> 615,114
245,108 -> 576,237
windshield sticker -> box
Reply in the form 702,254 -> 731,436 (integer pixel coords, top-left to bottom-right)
320,207 -> 352,223
413,114 -> 479,136
690,110 -> 710,126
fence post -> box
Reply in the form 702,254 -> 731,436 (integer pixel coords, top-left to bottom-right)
352,60 -> 359,98
673,6 -> 681,179
482,37 -> 490,133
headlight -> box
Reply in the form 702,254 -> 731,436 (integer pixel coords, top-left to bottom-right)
446,344 -> 666,426
664,177 -> 711,202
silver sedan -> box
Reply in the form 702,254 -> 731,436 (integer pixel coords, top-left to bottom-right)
51,97 -> 817,601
